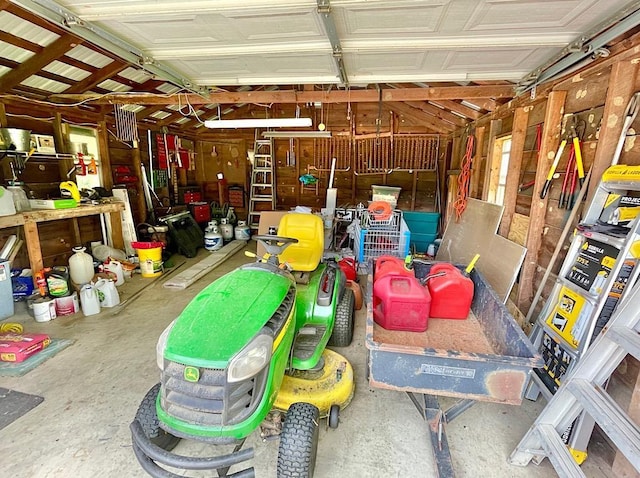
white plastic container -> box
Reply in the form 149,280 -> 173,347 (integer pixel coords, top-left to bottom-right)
234,221 -> 251,241
80,284 -> 101,316
69,246 -> 94,285
0,260 -> 15,319
33,297 -> 56,322
220,218 -> 234,241
0,186 -> 16,217
103,260 -> 125,286
95,278 -> 120,308
7,184 -> 31,212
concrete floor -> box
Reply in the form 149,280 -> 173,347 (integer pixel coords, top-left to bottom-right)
0,245 -> 616,477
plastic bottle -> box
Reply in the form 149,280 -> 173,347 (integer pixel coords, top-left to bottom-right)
95,278 -> 120,307
103,260 -> 125,286
204,221 -> 223,251
80,284 -> 100,316
46,266 -> 70,298
69,246 -> 94,285
7,183 -> 31,212
220,218 -> 234,242
0,186 -> 16,216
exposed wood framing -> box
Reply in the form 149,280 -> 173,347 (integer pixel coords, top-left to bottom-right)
499,107 -> 530,237
404,101 -> 467,128
586,59 -> 639,205
429,100 -> 482,120
481,119 -> 503,201
517,90 -> 567,310
387,102 -> 455,134
130,145 -> 148,220
65,61 -> 128,94
97,120 -> 113,189
470,126 -> 486,197
0,35 -> 80,92
0,102 -> 6,127
52,85 -> 516,105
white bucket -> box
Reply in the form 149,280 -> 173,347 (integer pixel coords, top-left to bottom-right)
33,297 -> 56,322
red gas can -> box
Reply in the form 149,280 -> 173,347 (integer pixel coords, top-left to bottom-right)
373,275 -> 430,332
374,255 -> 414,282
338,257 -> 357,281
425,263 -> 474,319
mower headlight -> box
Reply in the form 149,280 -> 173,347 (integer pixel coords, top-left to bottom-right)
156,320 -> 176,371
228,334 -> 273,383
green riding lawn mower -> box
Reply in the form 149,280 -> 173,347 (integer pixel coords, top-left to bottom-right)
131,213 -> 356,477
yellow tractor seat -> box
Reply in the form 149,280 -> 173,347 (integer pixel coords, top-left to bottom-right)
277,213 -> 324,272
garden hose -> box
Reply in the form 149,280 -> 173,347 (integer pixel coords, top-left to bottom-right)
0,323 -> 24,334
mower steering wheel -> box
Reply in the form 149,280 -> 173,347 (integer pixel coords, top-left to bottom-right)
253,235 -> 298,257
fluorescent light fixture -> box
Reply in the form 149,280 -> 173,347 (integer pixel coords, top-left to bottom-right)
262,131 -> 332,138
204,117 -> 312,129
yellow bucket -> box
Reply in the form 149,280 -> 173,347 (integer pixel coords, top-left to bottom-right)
132,242 -> 163,278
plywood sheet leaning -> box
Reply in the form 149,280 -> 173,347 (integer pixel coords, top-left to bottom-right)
436,198 -> 526,303
163,240 -> 246,290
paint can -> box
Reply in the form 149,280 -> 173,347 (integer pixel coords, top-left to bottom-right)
55,291 -> 79,316
33,297 -> 57,323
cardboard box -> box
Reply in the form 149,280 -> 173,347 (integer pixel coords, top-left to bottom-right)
0,333 -> 51,363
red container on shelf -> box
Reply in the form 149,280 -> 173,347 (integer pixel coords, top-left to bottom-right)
425,263 -> 474,319
374,255 -> 414,282
189,202 -> 211,223
183,191 -> 202,204
373,274 -> 430,332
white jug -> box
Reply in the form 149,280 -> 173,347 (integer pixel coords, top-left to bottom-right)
69,246 -> 94,285
95,278 -> 120,308
103,260 -> 125,286
80,284 -> 101,316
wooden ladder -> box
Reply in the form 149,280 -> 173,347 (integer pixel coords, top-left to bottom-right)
248,136 -> 276,229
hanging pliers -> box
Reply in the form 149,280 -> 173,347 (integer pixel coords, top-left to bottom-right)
540,118 -> 585,199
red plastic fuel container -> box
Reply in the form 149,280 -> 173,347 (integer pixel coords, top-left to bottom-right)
373,274 -> 430,332
425,263 -> 474,319
374,255 -> 414,282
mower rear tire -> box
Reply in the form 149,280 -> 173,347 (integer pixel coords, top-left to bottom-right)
328,287 -> 354,347
277,402 -> 319,478
135,383 -> 181,451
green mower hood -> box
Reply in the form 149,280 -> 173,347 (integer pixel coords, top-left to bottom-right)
164,266 -> 292,368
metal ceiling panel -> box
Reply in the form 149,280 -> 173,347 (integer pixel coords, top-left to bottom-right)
118,67 -> 154,84
42,60 -> 92,81
97,79 -> 132,92
0,40 -> 34,64
21,75 -> 69,93
0,10 -> 59,46
65,44 -> 114,68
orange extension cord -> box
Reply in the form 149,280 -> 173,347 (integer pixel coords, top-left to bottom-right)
453,134 -> 475,222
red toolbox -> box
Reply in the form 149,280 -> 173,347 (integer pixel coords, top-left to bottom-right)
373,275 -> 430,332
0,333 -> 51,363
425,263 -> 474,319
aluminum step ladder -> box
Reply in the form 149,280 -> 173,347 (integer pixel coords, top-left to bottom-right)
509,279 -> 640,477
248,136 -> 276,229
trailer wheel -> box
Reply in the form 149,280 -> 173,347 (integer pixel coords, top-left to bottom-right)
277,402 -> 319,478
328,288 -> 354,347
328,405 -> 340,429
134,383 -> 181,451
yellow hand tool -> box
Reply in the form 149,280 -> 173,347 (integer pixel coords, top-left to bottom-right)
540,139 -> 567,199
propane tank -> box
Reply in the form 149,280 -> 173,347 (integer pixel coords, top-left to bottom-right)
227,206 -> 237,226
204,221 -> 223,251
234,221 -> 251,241
68,246 -> 94,286
220,218 -> 234,242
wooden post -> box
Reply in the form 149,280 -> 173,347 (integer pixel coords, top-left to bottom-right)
499,107 -> 530,237
131,144 -> 148,223
587,59 -> 639,205
481,119 -> 503,201
470,126 -> 486,197
517,90 -> 567,310
97,120 -> 113,189
0,103 -> 7,127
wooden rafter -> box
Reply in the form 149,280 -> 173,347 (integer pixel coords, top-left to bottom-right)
51,85 -> 516,105
428,100 -> 482,120
404,101 -> 467,128
64,61 -> 128,94
387,102 -> 455,134
0,34 -> 80,93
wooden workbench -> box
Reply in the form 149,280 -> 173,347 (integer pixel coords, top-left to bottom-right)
0,202 -> 125,274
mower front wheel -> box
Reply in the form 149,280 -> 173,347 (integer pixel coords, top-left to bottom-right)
134,383 -> 181,451
328,287 -> 355,347
277,402 -> 319,478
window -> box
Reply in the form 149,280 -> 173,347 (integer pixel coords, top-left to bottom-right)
69,126 -> 101,190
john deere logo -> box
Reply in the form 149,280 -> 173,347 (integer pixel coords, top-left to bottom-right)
184,366 -> 200,382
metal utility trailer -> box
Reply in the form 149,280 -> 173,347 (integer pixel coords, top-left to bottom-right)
365,261 -> 543,477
